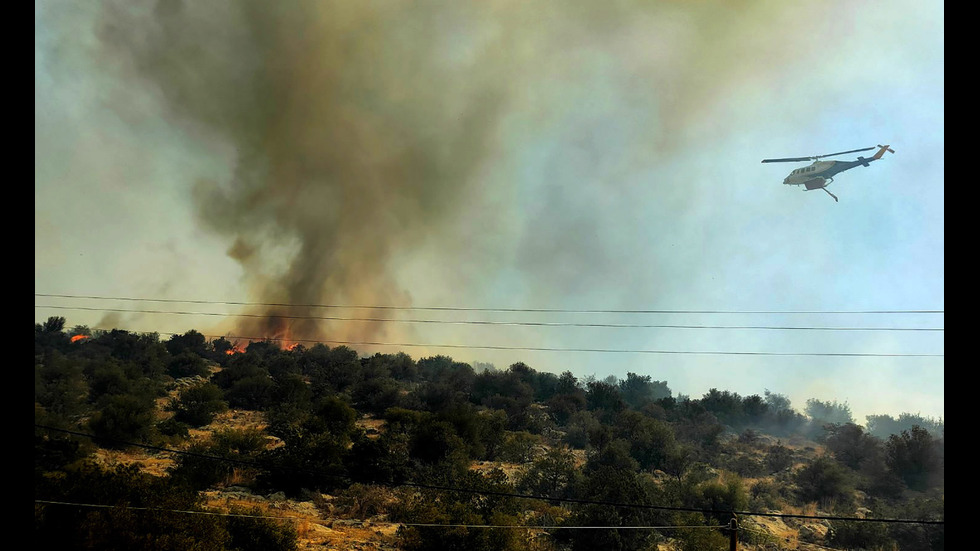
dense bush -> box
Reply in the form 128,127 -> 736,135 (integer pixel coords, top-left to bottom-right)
795,457 -> 853,508
87,394 -> 157,447
516,447 -> 578,499
828,520 -> 892,550
167,351 -> 211,378
35,463 -> 296,551
886,426 -> 944,491
225,506 -> 298,551
824,423 -> 880,470
392,469 -> 523,551
170,382 -> 228,427
169,429 -> 267,490
765,444 -> 794,473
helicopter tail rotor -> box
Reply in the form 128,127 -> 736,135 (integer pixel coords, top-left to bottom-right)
872,144 -> 895,160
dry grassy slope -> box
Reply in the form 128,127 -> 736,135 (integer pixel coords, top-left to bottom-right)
95,406 -> 399,550
98,381 -> 847,551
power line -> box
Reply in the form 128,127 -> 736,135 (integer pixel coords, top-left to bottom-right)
388,523 -> 727,530
33,501 -> 725,530
35,293 -> 945,315
64,328 -> 944,358
34,305 -> 945,332
35,425 -> 946,526
260,337 -> 944,358
34,500 -> 294,520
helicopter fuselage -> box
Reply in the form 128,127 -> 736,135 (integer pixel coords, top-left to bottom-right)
782,156 -> 878,189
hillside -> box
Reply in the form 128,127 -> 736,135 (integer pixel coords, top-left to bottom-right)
35,319 -> 944,550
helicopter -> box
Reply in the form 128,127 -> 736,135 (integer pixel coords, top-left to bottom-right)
762,144 -> 894,202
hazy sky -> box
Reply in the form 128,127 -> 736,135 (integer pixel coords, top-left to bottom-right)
35,1 -> 943,422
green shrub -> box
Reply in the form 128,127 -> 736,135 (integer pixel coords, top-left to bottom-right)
765,444 -> 794,473
36,463 -> 230,550
87,394 -> 156,447
500,431 -> 541,463
795,457 -> 853,508
226,506 -> 298,551
828,520 -> 893,550
169,429 -> 267,490
157,417 -> 190,438
171,383 -> 227,427
167,351 -> 211,378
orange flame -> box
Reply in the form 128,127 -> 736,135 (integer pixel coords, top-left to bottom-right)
224,341 -> 247,355
264,316 -> 298,350
219,314 -> 305,354
70,334 -> 90,343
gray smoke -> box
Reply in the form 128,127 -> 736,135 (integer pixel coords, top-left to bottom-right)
91,0 -> 822,345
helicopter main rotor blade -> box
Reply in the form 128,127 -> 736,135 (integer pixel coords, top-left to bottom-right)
761,156 -> 814,163
813,146 -> 876,159
761,146 -> 877,163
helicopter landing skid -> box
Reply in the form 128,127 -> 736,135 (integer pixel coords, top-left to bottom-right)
807,177 -> 837,202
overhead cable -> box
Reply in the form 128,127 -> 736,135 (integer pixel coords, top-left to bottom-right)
34,501 -> 725,530
34,293 -> 944,315
34,305 -> 944,332
58,329 -> 944,358
34,425 -> 945,526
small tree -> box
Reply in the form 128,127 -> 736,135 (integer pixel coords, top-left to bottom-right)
165,330 -> 209,357
825,423 -> 880,470
619,372 -> 671,409
805,399 -> 854,426
499,431 -> 540,463
795,457 -> 853,508
226,506 -> 298,551
167,351 -> 211,379
171,383 -> 227,427
886,426 -> 943,491
88,394 -> 156,447
517,447 -> 578,498
765,444 -> 795,473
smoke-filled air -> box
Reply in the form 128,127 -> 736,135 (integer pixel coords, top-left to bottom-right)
88,1 -> 824,341
36,0 -> 943,420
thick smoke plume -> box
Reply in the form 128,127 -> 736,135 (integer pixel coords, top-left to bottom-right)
93,0 -> 820,346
